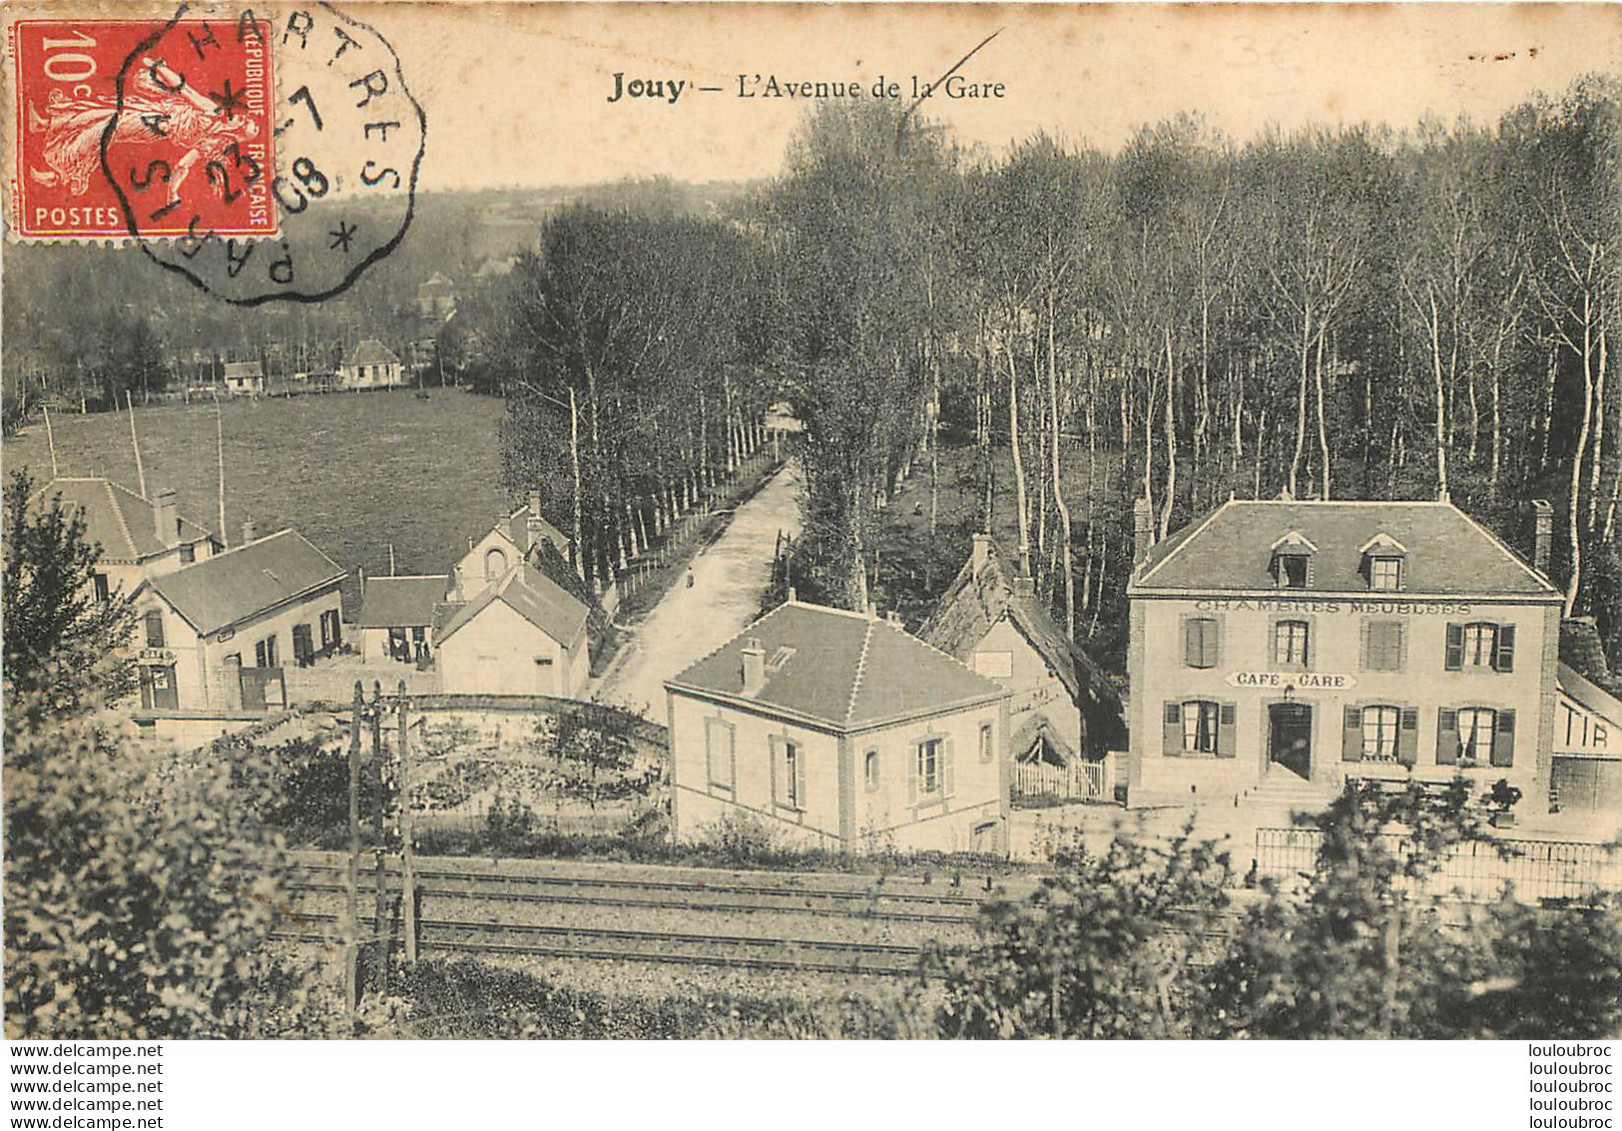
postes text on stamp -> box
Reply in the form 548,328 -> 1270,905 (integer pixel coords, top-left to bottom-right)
11,16 -> 275,240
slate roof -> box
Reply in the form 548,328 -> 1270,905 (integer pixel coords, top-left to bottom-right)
501,504 -> 570,557
1560,617 -> 1612,686
141,530 -> 345,635
667,601 -> 1007,731
1133,499 -> 1559,597
31,477 -> 212,564
436,561 -> 589,648
346,339 -> 400,368
355,575 -> 449,629
922,538 -> 1126,749
1558,663 -> 1622,729
223,360 -> 263,379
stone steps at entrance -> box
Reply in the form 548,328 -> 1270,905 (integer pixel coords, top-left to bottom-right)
1239,772 -> 1336,812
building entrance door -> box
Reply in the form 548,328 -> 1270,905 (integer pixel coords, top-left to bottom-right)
1268,703 -> 1313,779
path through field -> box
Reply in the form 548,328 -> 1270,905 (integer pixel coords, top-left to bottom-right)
597,461 -> 803,721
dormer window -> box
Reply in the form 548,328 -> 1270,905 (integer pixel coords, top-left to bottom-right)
1359,533 -> 1408,592
1370,557 -> 1402,591
1270,531 -> 1317,589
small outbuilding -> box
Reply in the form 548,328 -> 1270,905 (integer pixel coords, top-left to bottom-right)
355,574 -> 450,664
339,340 -> 404,389
434,561 -> 591,698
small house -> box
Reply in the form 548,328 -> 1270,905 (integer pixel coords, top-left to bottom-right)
355,574 -> 450,664
129,529 -> 345,712
923,533 -> 1125,797
222,360 -> 264,395
457,492 -> 572,592
434,561 -> 591,698
339,340 -> 404,389
665,598 -> 1011,855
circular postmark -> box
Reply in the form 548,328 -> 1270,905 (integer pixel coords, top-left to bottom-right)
101,2 -> 425,305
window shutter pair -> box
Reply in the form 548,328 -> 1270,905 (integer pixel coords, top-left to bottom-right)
1493,625 -> 1517,673
1491,709 -> 1516,767
1436,708 -> 1459,765
1217,704 -> 1237,759
1363,622 -> 1403,672
1444,624 -> 1464,671
1163,702 -> 1182,758
1183,618 -> 1219,669
1342,705 -> 1363,762
1398,708 -> 1419,766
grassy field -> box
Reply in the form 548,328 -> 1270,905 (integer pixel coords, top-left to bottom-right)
6,389 -> 509,612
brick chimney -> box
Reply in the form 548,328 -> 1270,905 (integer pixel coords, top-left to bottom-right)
740,637 -> 766,696
970,532 -> 993,575
1532,499 -> 1553,576
1132,497 -> 1153,566
152,488 -> 179,547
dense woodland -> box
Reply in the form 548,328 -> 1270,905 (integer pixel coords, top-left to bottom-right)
487,78 -> 1622,668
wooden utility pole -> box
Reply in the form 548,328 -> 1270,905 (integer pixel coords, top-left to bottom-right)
42,405 -> 59,478
344,681 -> 363,1015
125,391 -> 147,498
213,391 -> 228,549
371,681 -> 389,996
398,680 -> 417,965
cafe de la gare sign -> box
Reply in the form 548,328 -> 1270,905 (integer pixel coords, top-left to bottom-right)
1226,671 -> 1358,691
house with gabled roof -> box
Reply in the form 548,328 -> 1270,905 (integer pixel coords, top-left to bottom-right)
434,560 -> 591,698
665,598 -> 1011,854
923,534 -> 1125,792
222,359 -> 264,395
129,529 -> 346,712
30,477 -> 218,600
338,339 -> 403,389
456,491 -> 572,592
355,574 -> 451,664
1125,495 -> 1565,814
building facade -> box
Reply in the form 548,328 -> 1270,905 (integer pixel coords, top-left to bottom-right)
434,561 -> 591,698
129,529 -> 346,712
1126,497 -> 1564,810
339,339 -> 404,389
666,600 -> 1011,854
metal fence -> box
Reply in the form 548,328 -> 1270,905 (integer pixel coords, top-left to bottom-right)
1254,826 -> 1622,904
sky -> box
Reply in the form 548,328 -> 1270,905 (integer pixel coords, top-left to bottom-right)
366,2 -> 1622,191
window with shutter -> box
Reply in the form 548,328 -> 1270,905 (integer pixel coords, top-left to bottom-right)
1361,705 -> 1401,762
1184,617 -> 1219,669
1437,708 -> 1459,765
1364,621 -> 1403,672
941,737 -> 955,798
1457,707 -> 1497,764
1217,703 -> 1237,758
979,722 -> 994,763
1342,705 -> 1363,762
1398,708 -> 1419,766
864,749 -> 880,792
1491,709 -> 1516,767
1162,702 -> 1182,758
1274,620 -> 1310,666
1182,701 -> 1220,755
1494,624 -> 1516,673
1461,623 -> 1498,668
1445,623 -> 1465,670
144,609 -> 165,649
916,738 -> 942,796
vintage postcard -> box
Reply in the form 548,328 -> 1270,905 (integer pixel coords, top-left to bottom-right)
2,0 -> 1621,1073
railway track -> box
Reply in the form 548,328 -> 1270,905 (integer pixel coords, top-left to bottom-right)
272,910 -> 925,976
287,860 -> 988,925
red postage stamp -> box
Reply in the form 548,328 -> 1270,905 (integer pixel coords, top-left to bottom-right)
10,17 -> 274,240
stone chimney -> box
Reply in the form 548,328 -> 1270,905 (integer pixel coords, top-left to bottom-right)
152,488 -> 179,547
1132,497 -> 1153,566
740,637 -> 766,696
240,518 -> 258,545
526,490 -> 548,554
448,563 -> 463,603
970,532 -> 993,575
1532,499 -> 1554,576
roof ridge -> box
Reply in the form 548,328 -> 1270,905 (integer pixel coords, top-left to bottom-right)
1138,498 -> 1231,584
103,480 -> 140,558
844,620 -> 874,726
